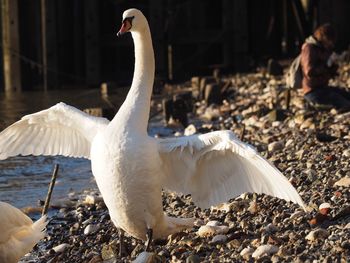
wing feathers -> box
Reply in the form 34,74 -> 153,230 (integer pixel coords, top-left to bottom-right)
0,102 -> 110,160
158,130 -> 305,209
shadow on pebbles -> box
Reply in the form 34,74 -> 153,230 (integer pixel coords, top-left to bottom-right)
22,61 -> 350,262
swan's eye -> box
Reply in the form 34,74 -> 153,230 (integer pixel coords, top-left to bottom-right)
123,16 -> 135,26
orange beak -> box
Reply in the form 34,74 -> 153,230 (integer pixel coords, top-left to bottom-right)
117,19 -> 132,36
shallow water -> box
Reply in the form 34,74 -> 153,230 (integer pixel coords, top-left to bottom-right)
0,89 -> 174,209
0,89 -> 118,208
0,156 -> 94,208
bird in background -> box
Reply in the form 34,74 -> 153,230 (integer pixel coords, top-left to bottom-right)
0,8 -> 305,253
0,201 -> 47,263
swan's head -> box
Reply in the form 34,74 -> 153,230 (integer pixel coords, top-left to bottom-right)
117,8 -> 147,36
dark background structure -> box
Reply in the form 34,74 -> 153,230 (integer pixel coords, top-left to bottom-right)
0,0 -> 349,91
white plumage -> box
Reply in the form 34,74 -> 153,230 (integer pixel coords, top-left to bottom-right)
0,8 -> 305,244
0,202 -> 47,263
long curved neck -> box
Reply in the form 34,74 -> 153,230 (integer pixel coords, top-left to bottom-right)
113,26 -> 155,134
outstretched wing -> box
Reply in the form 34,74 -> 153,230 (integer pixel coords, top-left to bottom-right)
0,102 -> 109,160
157,130 -> 305,209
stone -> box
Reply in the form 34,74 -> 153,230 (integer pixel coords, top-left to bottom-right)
268,141 -> 284,152
264,223 -> 279,234
343,149 -> 350,157
300,118 -> 315,130
252,244 -> 279,258
289,211 -> 305,220
88,255 -> 103,263
184,124 -> 197,136
334,177 -> 350,187
51,243 -> 70,254
84,224 -> 100,235
210,234 -> 228,244
305,229 -> 329,242
84,195 -> 104,205
285,139 -> 294,148
132,252 -> 162,263
186,254 -> 201,263
240,247 -> 254,260
319,203 -> 331,215
197,225 -> 229,237
211,202 -> 231,213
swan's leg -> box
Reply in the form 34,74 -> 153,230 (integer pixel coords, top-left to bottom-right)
118,228 -> 125,257
145,228 -> 153,252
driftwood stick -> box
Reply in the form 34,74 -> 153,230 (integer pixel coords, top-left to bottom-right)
42,164 -> 59,216
239,123 -> 246,141
285,89 -> 291,110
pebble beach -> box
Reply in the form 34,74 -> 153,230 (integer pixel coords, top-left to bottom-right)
21,56 -> 350,263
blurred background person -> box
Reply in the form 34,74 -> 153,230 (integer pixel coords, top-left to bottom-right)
301,23 -> 350,111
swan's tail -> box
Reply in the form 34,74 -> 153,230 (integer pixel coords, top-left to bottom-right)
18,215 -> 48,255
163,215 -> 194,236
0,215 -> 48,263
30,215 -> 48,242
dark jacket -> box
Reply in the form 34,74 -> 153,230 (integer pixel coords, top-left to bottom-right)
300,36 -> 336,94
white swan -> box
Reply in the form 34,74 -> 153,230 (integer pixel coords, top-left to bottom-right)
0,8 -> 305,249
0,202 -> 47,263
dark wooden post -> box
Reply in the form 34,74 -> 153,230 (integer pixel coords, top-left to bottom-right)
84,0 -> 100,85
222,0 -> 234,68
46,0 -> 58,88
40,0 -> 48,91
1,0 -> 21,91
223,0 -> 248,71
282,0 -> 288,54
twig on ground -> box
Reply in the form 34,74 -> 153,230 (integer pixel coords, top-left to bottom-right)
42,164 -> 59,216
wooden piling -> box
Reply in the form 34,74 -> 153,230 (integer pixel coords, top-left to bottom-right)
1,0 -> 21,92
40,0 -> 48,91
84,0 -> 100,85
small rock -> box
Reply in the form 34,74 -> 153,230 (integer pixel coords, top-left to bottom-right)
84,224 -> 100,235
285,139 -> 294,148
343,149 -> 350,157
101,240 -> 118,260
264,223 -> 279,234
197,225 -> 229,237
295,149 -> 305,160
304,168 -> 317,181
132,251 -> 161,263
334,177 -> 350,187
88,255 -> 103,263
248,200 -> 258,214
240,247 -> 254,260
206,220 -> 221,227
194,219 -> 205,226
319,203 -> 331,215
186,254 -> 201,263
300,118 -> 315,129
268,141 -> 284,152
305,229 -> 329,242
84,194 -> 104,205
210,234 -> 228,244
252,244 -> 279,258
184,124 -> 197,136
51,243 -> 70,254
211,202 -> 231,213
290,211 -> 305,220
82,217 -> 94,226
